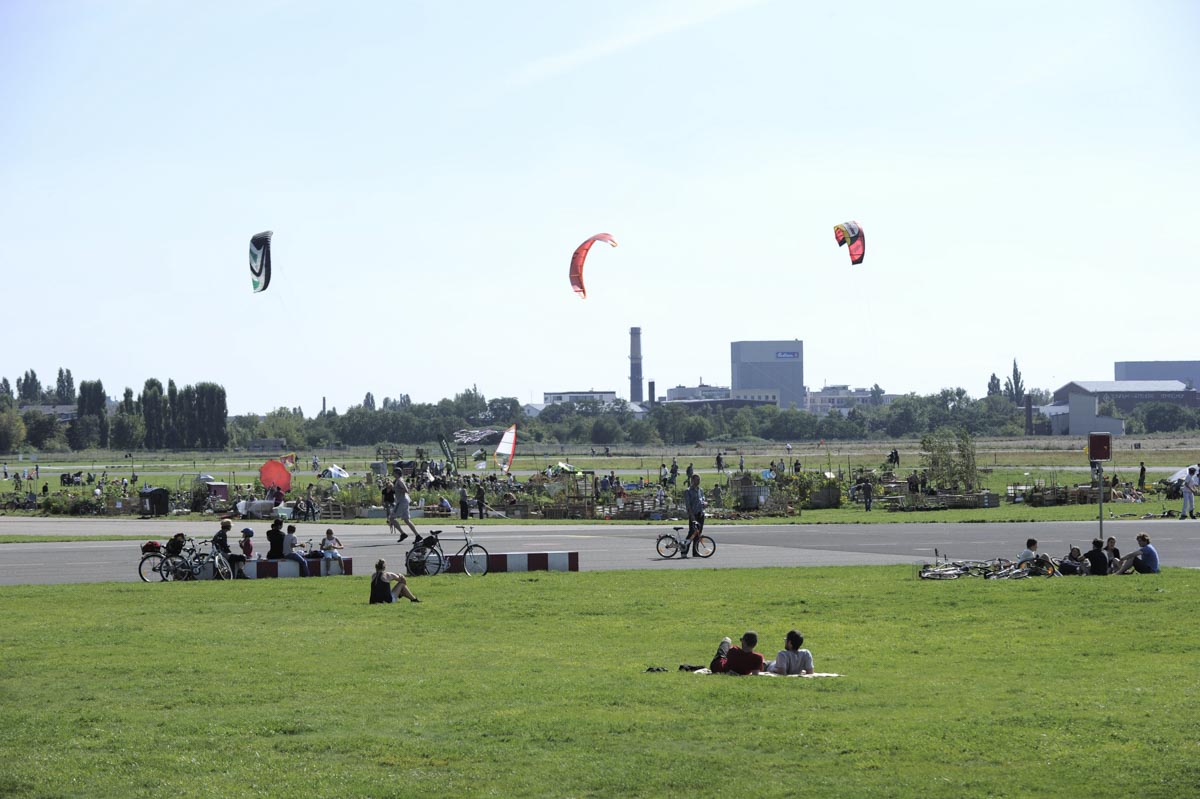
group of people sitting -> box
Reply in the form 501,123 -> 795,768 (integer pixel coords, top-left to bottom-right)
1019,535 -> 1160,576
695,629 -> 815,676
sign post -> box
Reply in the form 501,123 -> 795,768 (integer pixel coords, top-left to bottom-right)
1089,432 -> 1112,538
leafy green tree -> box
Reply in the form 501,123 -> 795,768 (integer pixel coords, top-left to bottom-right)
362,392 -> 376,411
1135,402 -> 1192,433
141,379 -> 166,449
487,397 -> 522,426
76,380 -> 109,448
0,378 -> 12,411
987,373 -> 1002,396
55,368 -> 75,405
0,409 -> 26,451
260,408 -> 305,446
870,384 -> 885,405
453,386 -> 487,423
16,370 -> 41,403
1003,359 -> 1025,404
590,416 -> 623,445
21,410 -> 61,450
884,395 -> 927,437
67,415 -> 101,450
110,413 -> 146,451
627,419 -> 661,445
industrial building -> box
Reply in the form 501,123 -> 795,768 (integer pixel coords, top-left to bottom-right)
730,340 -> 805,410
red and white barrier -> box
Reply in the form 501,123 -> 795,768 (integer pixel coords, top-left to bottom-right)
244,557 -> 353,579
444,551 -> 578,573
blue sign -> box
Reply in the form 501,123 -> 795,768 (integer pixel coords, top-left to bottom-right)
775,351 -> 800,359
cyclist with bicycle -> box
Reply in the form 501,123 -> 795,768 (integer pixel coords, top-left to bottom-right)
681,474 -> 706,558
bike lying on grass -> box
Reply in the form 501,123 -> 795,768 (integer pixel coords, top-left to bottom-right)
918,549 -> 1061,580
656,526 -> 716,559
405,526 -> 490,576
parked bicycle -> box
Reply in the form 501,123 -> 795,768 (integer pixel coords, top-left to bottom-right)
405,526 -> 489,576
139,537 -> 231,582
656,526 -> 715,559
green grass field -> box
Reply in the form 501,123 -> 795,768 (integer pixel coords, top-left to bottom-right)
1,567 -> 1195,798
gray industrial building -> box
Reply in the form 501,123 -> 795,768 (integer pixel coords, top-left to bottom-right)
730,340 -> 805,410
1115,361 -> 1200,389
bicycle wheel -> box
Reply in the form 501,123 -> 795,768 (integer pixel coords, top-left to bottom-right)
656,536 -> 679,558
461,544 -> 489,576
138,552 -> 165,582
424,548 -> 445,576
212,553 -> 232,581
161,555 -> 189,582
694,535 -> 716,558
919,568 -> 961,580
405,547 -> 429,576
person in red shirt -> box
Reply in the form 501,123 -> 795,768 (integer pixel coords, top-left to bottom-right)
710,631 -> 765,675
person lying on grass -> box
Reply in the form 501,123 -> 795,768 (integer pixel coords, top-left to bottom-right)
764,630 -> 814,675
710,631 -> 764,675
369,559 -> 421,604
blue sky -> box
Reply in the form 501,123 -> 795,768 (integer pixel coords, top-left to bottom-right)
2,0 -> 1197,414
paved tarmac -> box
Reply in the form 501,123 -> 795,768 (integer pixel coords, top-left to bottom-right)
1,515 -> 1196,585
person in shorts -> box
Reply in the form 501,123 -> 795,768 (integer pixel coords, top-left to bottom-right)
392,476 -> 420,543
1115,533 -> 1160,574
369,559 -> 420,604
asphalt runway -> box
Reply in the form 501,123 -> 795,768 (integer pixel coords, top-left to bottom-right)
1,515 -> 1196,585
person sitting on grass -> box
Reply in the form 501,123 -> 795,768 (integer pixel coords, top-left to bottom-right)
1082,539 -> 1109,576
1017,538 -> 1039,566
710,631 -> 764,675
1058,546 -> 1088,576
765,629 -> 814,675
1114,533 -> 1160,574
369,559 -> 420,604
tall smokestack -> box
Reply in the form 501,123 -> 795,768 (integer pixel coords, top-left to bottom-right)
629,327 -> 644,403
648,380 -> 656,407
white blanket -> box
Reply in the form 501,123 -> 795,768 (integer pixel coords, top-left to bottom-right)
693,669 -> 841,677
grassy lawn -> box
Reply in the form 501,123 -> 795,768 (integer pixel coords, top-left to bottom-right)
0,567 -> 1195,797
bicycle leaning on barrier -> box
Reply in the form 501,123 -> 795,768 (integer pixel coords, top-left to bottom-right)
138,537 -> 232,582
405,526 -> 490,576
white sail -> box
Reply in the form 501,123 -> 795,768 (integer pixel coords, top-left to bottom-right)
493,424 -> 517,473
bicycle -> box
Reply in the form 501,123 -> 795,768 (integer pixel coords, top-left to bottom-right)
656,526 -> 715,559
405,526 -> 490,576
158,538 -> 232,581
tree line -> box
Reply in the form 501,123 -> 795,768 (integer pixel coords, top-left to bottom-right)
2,359 -> 1199,453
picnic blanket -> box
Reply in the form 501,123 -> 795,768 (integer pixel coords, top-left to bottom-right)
692,669 -> 841,678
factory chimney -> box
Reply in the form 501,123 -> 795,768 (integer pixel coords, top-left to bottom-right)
647,380 -> 656,408
629,327 -> 644,403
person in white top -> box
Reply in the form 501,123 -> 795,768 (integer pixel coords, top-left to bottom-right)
1017,538 -> 1039,565
765,630 -> 814,675
319,528 -> 345,574
1182,467 -> 1198,520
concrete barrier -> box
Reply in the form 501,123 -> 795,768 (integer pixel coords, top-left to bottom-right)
443,551 -> 578,574
244,557 -> 353,579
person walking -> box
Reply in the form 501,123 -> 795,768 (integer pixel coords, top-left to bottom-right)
682,473 -> 706,558
475,483 -> 486,520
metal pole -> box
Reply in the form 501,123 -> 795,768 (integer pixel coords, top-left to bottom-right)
1098,463 -> 1103,539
